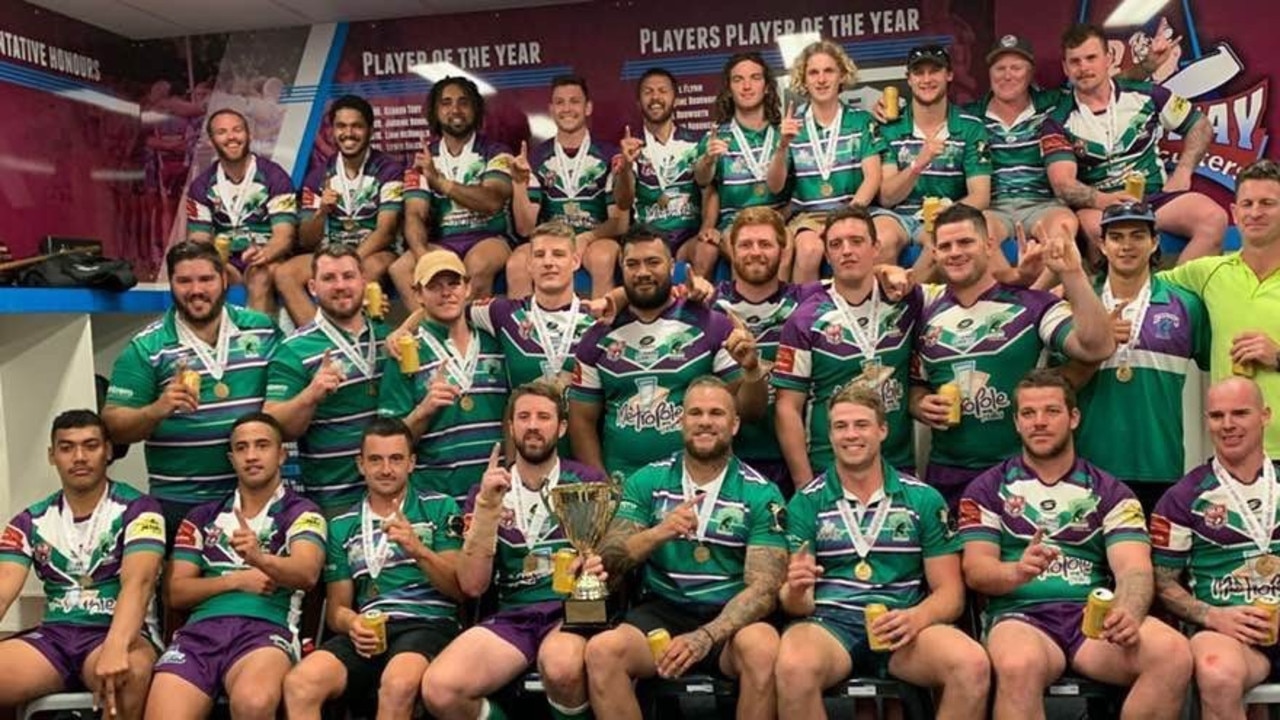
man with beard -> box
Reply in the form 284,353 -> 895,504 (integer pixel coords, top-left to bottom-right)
0,411 -> 165,720
716,207 -> 826,492
1152,378 -> 1280,720
105,241 -> 283,540
587,377 -> 787,720
279,95 -> 405,326
1045,24 -> 1227,262
509,75 -> 626,299
774,206 -> 922,488
422,382 -> 607,720
776,386 -> 989,719
1063,202 -> 1209,513
767,41 -> 888,280
878,45 -> 992,258
615,68 -> 718,279
379,250 -> 507,503
264,245 -> 389,517
146,413 -> 326,720
284,418 -> 464,720
186,108 -> 297,315
908,203 -> 1113,510
391,76 -> 513,302
568,224 -> 767,480
960,370 -> 1192,720
1163,159 -> 1280,457
694,52 -> 786,262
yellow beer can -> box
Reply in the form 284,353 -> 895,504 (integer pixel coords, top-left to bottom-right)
1081,588 -> 1115,640
865,603 -> 893,652
647,628 -> 672,663
939,383 -> 962,426
1255,595 -> 1279,646
361,610 -> 388,655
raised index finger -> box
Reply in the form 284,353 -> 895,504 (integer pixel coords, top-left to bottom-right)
487,442 -> 502,470
235,508 -> 251,531
1030,527 -> 1045,545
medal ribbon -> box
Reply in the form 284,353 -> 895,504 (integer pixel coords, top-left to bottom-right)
176,307 -> 236,383
214,155 -> 258,231
1213,456 -> 1279,554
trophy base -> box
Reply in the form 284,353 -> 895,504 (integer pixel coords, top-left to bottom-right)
561,596 -> 621,636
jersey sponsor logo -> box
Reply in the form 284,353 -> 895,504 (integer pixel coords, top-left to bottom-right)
106,386 -> 134,401
960,381 -> 1011,423
1042,553 -> 1096,585
175,520 -> 201,549
1149,514 -> 1172,547
817,519 -> 842,541
237,335 -> 264,358
33,542 -> 52,565
1210,570 -> 1280,603
606,341 -> 626,361
0,525 -> 23,552
1204,503 -> 1227,528
1004,494 -> 1026,518
712,507 -> 747,536
446,514 -> 465,539
185,197 -> 200,219
1112,498 -> 1146,529
775,346 -> 796,374
958,499 -> 983,529
1152,312 -> 1180,339
290,512 -> 327,540
1040,133 -> 1073,157
617,393 -> 681,433
126,512 -> 165,543
157,646 -> 188,666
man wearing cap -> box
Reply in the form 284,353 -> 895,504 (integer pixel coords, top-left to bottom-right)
1063,202 -> 1209,513
1045,24 -> 1227,262
878,44 -> 993,257
379,249 -> 507,503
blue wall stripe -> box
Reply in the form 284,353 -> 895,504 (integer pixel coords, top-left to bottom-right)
291,22 -> 350,187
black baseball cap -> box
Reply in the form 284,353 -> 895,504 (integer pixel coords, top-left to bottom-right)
906,45 -> 951,70
1100,200 -> 1156,229
987,34 -> 1035,64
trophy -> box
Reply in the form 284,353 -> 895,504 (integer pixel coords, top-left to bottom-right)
541,481 -> 621,629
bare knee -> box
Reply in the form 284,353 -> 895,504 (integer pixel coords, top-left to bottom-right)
942,644 -> 992,696
584,631 -> 630,675
774,642 -> 825,694
378,664 -> 424,709
230,682 -> 280,719
729,623 -> 780,683
420,663 -> 467,712
1195,650 -> 1247,701
990,647 -> 1051,690
539,645 -> 585,696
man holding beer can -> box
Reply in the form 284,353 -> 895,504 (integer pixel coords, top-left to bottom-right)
775,385 -> 989,719
146,413 -> 327,720
265,244 -> 391,518
959,369 -> 1191,720
421,382 -> 607,720
1152,377 -> 1280,719
283,417 -> 464,720
585,377 -> 788,720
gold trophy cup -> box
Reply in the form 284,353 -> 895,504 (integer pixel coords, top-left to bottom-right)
541,481 -> 621,628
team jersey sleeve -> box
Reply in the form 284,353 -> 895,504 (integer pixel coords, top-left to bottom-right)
962,120 -> 993,177
860,116 -> 888,159
957,471 -> 1003,545
299,166 -> 327,222
429,495 -> 465,553
376,160 -> 406,215
265,342 -> 311,402
567,324 -> 606,403
1039,117 -> 1077,167
186,187 -> 215,236
771,310 -> 815,393
172,514 -> 207,569
1147,83 -> 1201,135
286,501 -> 328,550
916,486 -> 962,557
323,516 -> 351,583
1149,484 -> 1193,569
615,467 -> 656,526
706,309 -> 744,382
468,298 -> 502,336
106,341 -> 159,409
263,164 -> 298,227
0,513 -> 34,567
1100,479 -> 1149,546
1158,257 -> 1218,296
122,496 -> 166,557
481,145 -> 515,185
747,482 -> 789,550
1037,295 -> 1075,355
785,489 -> 818,553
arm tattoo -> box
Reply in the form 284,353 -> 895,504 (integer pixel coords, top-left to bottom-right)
1057,181 -> 1098,210
1154,565 -> 1210,625
597,517 -> 647,579
703,546 -> 788,643
1114,566 -> 1155,618
1178,117 -> 1213,169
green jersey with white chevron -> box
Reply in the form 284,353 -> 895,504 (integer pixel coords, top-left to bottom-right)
469,296 -> 595,388
324,490 -> 464,622
616,453 -> 788,605
969,87 -> 1069,202
105,305 -> 283,504
960,457 -> 1149,617
881,103 -> 992,216
403,134 -> 513,243
528,134 -> 618,233
787,102 -> 884,215
265,313 -> 389,512
173,485 -> 327,627
462,460 -> 607,609
378,321 -> 507,503
0,481 -> 165,627
787,462 -> 958,613
634,126 -> 703,245
700,119 -> 787,230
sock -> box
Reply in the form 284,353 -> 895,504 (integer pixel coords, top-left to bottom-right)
547,698 -> 592,719
477,698 -> 508,720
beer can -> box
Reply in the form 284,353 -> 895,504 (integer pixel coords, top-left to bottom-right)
364,281 -> 386,320
361,610 -> 388,655
1123,170 -> 1146,200
864,603 -> 893,652
939,383 -> 962,426
1255,595 -> 1280,646
922,197 -> 943,233
397,335 -> 420,374
647,628 -> 672,663
882,86 -> 900,121
1081,588 -> 1115,640
1233,360 -> 1256,378
213,235 -> 232,264
181,370 -> 202,397
552,548 -> 579,595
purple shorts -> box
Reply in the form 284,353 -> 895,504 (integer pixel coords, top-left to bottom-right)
480,600 -> 565,664
1146,190 -> 1191,212
17,623 -> 110,688
154,616 -> 295,698
989,601 -> 1088,661
925,463 -> 986,513
438,233 -> 511,260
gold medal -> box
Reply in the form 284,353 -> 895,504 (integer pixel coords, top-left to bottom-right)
820,182 -> 834,197
343,218 -> 357,232
1115,364 -> 1133,383
563,201 -> 581,216
523,554 -> 540,574
753,183 -> 767,197
656,194 -> 670,209
694,545 -> 712,563
214,381 -> 231,399
1257,554 -> 1280,577
854,560 -> 873,581
459,395 -> 475,412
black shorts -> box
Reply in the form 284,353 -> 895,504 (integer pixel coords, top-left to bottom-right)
621,596 -> 726,677
322,618 -> 460,699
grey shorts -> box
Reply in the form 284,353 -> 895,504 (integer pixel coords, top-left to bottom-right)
987,199 -> 1069,238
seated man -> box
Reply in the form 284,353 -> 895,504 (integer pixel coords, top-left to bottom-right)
421,382 -> 606,720
145,413 -> 326,720
284,417 -> 464,720
776,385 -> 989,719
1153,377 -> 1280,720
0,410 -> 165,720
588,377 -> 788,720
960,369 -> 1192,720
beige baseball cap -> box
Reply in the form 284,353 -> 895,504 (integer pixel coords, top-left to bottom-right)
412,249 -> 467,287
